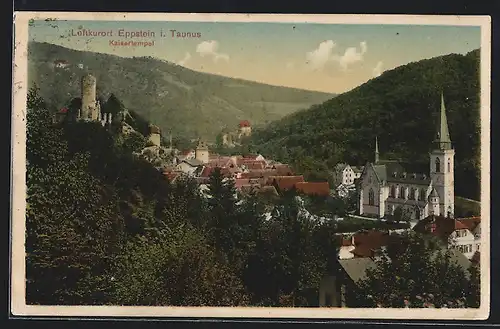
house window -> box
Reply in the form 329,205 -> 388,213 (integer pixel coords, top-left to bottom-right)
435,157 -> 441,173
477,243 -> 481,251
430,223 -> 437,233
415,208 -> 421,219
390,185 -> 396,198
368,188 -> 375,206
448,158 -> 451,173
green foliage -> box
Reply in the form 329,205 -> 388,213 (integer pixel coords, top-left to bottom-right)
253,49 -> 481,200
110,225 -> 249,306
351,232 -> 479,308
122,132 -> 147,153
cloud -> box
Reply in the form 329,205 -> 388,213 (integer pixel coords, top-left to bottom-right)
373,61 -> 384,77
178,52 -> 191,66
305,40 -> 368,72
305,40 -> 336,70
336,41 -> 368,70
196,40 -> 230,63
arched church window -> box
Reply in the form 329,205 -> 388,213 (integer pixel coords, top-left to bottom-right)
419,189 -> 426,201
409,188 -> 416,200
435,157 -> 441,173
415,207 -> 421,219
368,188 -> 375,206
390,185 -> 396,198
400,186 -> 405,199
448,158 -> 451,173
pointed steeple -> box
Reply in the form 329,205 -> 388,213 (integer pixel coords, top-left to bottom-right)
435,92 -> 452,150
375,136 -> 380,164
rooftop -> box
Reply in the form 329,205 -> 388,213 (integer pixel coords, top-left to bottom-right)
295,181 -> 331,197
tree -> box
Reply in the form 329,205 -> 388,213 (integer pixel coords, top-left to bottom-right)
390,206 -> 412,223
122,131 -> 147,154
351,232 -> 479,308
206,167 -> 239,254
110,225 -> 249,306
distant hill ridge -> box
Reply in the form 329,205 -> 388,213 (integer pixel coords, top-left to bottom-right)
251,48 -> 481,200
27,41 -> 335,141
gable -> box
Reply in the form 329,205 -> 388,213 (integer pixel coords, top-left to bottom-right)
361,164 -> 381,185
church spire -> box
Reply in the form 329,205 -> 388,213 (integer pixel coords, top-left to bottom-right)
435,92 -> 452,150
375,136 -> 380,164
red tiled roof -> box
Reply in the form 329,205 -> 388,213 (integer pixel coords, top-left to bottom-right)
272,164 -> 294,176
352,230 -> 390,249
200,166 -> 232,178
208,157 -> 233,168
240,160 -> 266,170
456,217 -> 481,231
59,107 -> 68,113
239,120 -> 251,127
295,182 -> 330,196
181,150 -> 194,155
413,215 -> 458,241
454,220 -> 469,230
266,175 -> 305,191
240,169 -> 278,179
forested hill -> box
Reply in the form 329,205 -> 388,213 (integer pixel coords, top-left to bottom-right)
27,41 -> 334,141
251,49 -> 481,200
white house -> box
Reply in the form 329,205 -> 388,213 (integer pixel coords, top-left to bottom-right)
176,158 -> 203,175
450,217 -> 481,259
413,215 -> 481,260
333,163 -> 359,186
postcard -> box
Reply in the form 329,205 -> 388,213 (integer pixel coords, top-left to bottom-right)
11,12 -> 491,320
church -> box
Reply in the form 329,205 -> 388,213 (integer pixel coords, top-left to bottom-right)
358,93 -> 455,220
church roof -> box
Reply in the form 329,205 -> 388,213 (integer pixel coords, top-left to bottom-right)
429,187 -> 439,198
434,93 -> 453,150
368,160 -> 431,185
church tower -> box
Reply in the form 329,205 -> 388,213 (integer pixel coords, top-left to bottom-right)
429,93 -> 455,217
195,140 -> 210,164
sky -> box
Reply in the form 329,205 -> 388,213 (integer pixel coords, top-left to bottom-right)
28,20 -> 482,94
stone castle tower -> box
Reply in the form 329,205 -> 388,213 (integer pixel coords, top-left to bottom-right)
429,93 -> 455,218
80,74 -> 101,121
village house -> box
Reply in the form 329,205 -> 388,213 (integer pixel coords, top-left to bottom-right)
412,215 -> 481,260
333,163 -> 363,187
175,158 -> 204,176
